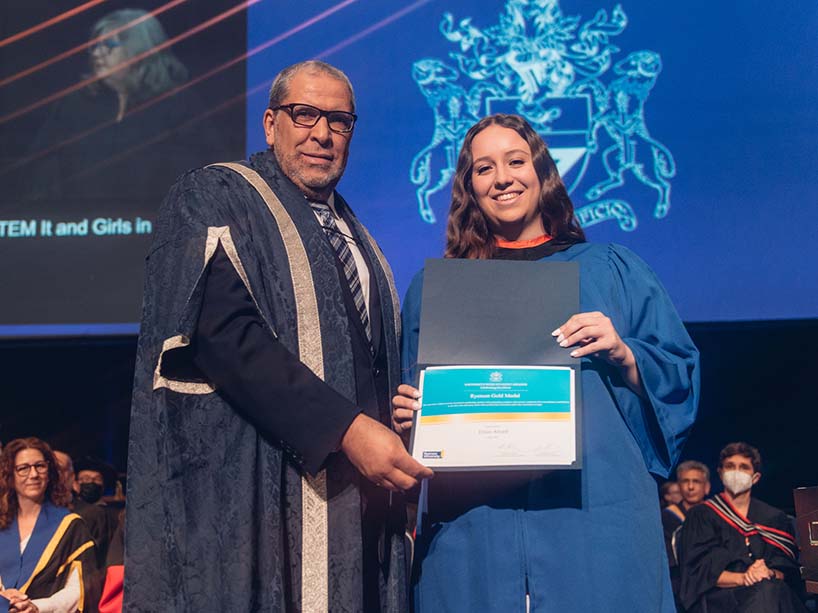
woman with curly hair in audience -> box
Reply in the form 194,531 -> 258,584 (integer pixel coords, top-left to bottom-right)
0,438 -> 98,613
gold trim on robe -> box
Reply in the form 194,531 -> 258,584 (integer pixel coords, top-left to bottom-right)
153,226 -> 263,395
20,514 -> 92,594
212,162 -> 329,613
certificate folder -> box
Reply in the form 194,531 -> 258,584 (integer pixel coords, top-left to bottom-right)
417,258 -> 579,367
411,258 -> 582,473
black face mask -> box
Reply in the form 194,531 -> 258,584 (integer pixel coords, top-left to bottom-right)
78,482 -> 103,503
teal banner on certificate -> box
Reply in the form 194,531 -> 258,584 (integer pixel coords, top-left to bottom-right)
411,366 -> 577,469
420,367 -> 571,418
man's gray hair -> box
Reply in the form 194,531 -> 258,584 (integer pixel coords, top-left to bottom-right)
267,60 -> 355,111
676,460 -> 710,482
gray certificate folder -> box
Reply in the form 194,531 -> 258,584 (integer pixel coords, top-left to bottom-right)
415,258 -> 583,518
417,258 -> 580,368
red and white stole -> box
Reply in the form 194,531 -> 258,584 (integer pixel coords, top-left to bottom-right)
704,493 -> 797,559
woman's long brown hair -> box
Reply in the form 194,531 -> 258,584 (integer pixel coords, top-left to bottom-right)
445,114 -> 585,259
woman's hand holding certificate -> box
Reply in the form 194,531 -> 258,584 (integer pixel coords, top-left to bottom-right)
551,311 -> 644,396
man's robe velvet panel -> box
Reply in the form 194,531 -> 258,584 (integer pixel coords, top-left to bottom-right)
124,151 -> 406,612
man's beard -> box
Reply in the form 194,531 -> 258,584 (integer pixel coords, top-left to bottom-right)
273,144 -> 345,200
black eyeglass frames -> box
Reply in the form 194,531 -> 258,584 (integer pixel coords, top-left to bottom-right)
15,461 -> 49,476
271,103 -> 357,134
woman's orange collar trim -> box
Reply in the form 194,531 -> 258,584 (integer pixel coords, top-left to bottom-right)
495,234 -> 552,249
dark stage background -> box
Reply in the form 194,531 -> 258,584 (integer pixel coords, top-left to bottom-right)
1,319 -> 816,512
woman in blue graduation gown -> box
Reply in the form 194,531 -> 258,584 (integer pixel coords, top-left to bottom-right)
0,438 -> 98,613
393,114 -> 700,612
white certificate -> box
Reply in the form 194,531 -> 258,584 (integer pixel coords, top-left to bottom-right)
410,365 -> 577,470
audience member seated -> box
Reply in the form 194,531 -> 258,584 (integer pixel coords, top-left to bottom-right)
70,457 -> 120,567
679,442 -> 807,612
52,452 -> 75,499
0,438 -> 99,613
662,480 -> 684,508
664,460 -> 711,608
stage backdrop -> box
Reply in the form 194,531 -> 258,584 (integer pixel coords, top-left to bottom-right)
1,0 -> 816,336
248,0 -> 818,322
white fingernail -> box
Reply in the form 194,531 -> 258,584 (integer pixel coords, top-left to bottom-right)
570,350 -> 579,358
551,328 -> 561,336
559,339 -> 568,347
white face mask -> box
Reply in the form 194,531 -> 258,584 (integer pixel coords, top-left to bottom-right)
722,470 -> 754,495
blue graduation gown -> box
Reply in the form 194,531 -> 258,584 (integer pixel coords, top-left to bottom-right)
401,242 -> 700,612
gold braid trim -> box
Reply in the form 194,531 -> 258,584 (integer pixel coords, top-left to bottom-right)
212,162 -> 329,613
153,226 -> 264,394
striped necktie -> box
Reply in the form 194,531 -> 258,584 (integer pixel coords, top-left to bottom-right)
310,201 -> 372,344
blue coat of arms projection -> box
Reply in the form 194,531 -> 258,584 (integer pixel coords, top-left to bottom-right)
410,0 -> 675,232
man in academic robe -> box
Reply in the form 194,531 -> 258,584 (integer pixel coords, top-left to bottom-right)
679,442 -> 807,612
663,460 -> 711,608
124,60 -> 432,612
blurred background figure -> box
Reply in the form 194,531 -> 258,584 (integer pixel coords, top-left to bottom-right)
71,457 -> 121,568
52,451 -> 75,495
22,8 -> 198,206
0,437 -> 98,613
662,480 -> 683,508
86,9 -> 188,122
663,460 -> 711,610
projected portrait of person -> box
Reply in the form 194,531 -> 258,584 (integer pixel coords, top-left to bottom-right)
0,6 -> 244,328
20,8 -> 236,213
87,9 -> 188,122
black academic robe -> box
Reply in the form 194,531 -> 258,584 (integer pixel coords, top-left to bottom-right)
124,151 -> 407,612
679,494 -> 806,612
662,504 -> 686,602
73,498 -> 119,568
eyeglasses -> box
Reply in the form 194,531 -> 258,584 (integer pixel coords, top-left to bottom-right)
272,103 -> 357,134
89,39 -> 121,55
15,461 -> 49,477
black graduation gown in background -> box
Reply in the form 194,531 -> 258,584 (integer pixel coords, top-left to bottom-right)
662,504 -> 686,604
679,494 -> 807,612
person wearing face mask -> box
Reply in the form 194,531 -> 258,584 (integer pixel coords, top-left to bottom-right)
678,442 -> 807,612
70,458 -> 120,571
